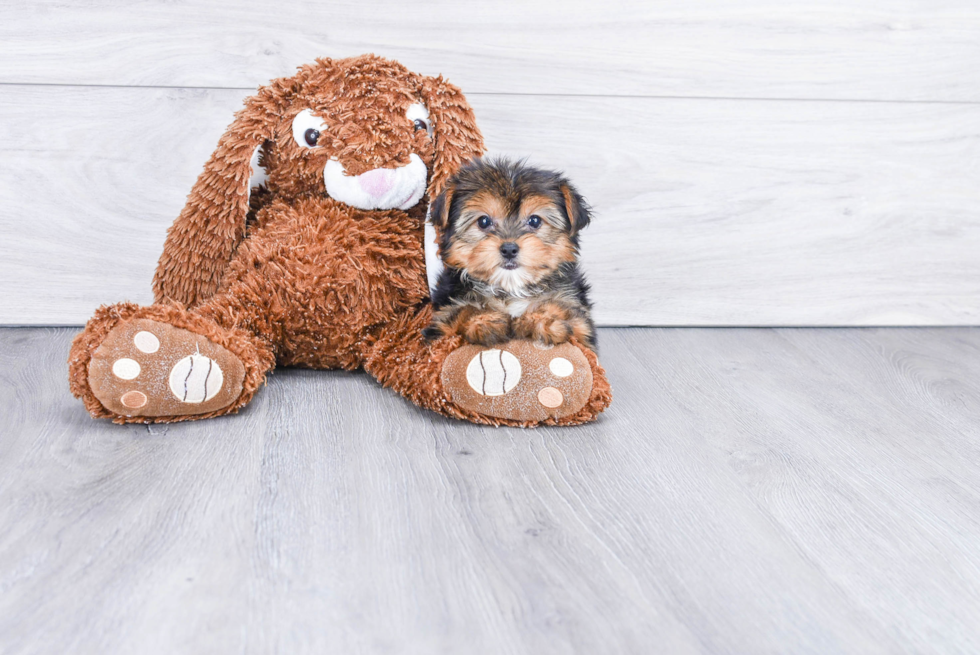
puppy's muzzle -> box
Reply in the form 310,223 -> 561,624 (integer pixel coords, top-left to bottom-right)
324,154 -> 427,211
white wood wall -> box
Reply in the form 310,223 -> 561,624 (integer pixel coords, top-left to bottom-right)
1,0 -> 978,326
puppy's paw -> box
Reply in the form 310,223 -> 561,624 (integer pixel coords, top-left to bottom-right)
461,312 -> 512,346
513,313 -> 571,346
422,324 -> 444,341
514,304 -> 593,348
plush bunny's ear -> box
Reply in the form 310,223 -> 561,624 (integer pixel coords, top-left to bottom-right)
420,75 -> 485,201
153,82 -> 291,307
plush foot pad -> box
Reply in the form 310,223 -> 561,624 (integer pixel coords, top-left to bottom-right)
87,318 -> 246,418
441,340 -> 593,423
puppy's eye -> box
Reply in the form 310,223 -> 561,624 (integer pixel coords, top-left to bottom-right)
477,215 -> 492,230
292,109 -> 327,149
527,215 -> 542,229
406,103 -> 433,137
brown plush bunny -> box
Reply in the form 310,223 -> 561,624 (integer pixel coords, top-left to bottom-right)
68,55 -> 612,426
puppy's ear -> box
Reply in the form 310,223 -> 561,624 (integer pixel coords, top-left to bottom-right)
560,182 -> 592,237
429,183 -> 454,233
152,79 -> 294,308
420,75 -> 485,200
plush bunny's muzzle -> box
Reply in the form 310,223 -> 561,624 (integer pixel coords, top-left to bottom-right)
324,154 -> 428,211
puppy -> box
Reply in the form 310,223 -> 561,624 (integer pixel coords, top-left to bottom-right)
424,157 -> 596,350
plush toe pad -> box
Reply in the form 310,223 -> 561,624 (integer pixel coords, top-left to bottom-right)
442,340 -> 593,422
88,319 -> 245,418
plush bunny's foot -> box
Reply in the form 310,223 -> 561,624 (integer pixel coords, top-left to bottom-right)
86,318 -> 246,418
441,340 -> 594,423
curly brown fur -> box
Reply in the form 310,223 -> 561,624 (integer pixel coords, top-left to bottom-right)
152,55 -> 483,309
425,158 -> 596,350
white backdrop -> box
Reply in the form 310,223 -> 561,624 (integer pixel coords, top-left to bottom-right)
1,0 -> 978,326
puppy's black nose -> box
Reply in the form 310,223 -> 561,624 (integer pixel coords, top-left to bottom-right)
500,242 -> 520,259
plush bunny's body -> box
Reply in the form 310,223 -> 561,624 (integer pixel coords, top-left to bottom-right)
68,55 -> 611,426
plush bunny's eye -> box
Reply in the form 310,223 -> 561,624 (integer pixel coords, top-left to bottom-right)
292,109 -> 327,149
406,103 -> 433,137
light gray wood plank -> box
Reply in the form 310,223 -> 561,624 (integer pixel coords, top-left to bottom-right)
3,0 -> 980,101
3,327 -> 980,653
1,86 -> 978,326
614,326 -> 980,652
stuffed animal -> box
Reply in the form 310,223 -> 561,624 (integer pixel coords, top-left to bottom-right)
68,55 -> 612,426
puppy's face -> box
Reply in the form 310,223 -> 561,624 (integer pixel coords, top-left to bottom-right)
435,160 -> 591,294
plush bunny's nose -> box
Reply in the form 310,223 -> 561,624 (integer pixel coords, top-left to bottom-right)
358,168 -> 395,198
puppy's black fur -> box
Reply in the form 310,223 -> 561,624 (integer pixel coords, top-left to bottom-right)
424,157 -> 596,350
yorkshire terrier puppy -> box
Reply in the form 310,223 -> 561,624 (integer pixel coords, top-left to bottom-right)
424,157 -> 596,350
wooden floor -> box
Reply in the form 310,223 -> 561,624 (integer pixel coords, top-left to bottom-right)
1,327 -> 979,654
